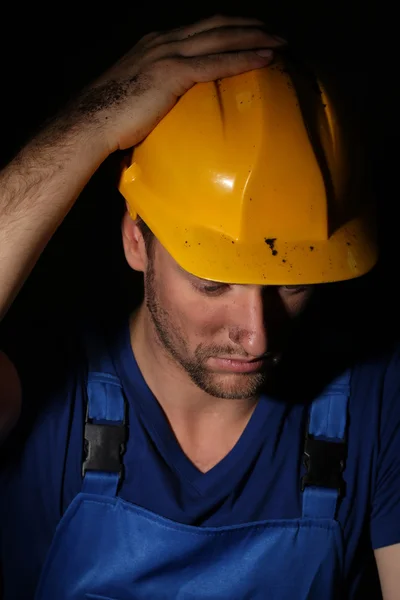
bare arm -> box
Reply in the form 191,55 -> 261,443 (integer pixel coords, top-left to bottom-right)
0,121 -> 108,320
0,121 -> 107,432
375,545 -> 400,599
0,351 -> 22,441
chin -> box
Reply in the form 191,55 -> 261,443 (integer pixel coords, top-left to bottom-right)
200,373 -> 266,400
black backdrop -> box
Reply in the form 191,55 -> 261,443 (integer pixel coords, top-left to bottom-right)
0,1 -> 397,346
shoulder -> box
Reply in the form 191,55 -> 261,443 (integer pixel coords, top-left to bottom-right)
350,342 -> 400,409
346,343 -> 400,453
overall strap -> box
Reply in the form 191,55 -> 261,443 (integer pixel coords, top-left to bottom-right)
82,329 -> 127,497
302,369 -> 351,519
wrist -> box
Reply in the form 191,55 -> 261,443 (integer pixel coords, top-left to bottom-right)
26,106 -> 112,172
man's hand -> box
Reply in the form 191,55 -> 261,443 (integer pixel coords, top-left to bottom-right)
68,14 -> 284,154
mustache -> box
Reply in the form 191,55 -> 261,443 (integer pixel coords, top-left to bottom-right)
195,345 -> 279,362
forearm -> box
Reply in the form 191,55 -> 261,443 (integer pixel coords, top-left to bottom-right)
0,118 -> 108,320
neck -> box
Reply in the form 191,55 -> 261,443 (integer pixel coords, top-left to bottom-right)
129,306 -> 258,472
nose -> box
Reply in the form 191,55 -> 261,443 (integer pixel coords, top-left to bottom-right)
228,287 -> 270,358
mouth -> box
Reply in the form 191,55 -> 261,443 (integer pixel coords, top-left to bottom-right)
208,357 -> 268,374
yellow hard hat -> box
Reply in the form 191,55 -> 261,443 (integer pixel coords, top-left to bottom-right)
118,57 -> 377,285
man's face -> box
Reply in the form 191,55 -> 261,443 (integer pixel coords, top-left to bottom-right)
142,240 -> 313,401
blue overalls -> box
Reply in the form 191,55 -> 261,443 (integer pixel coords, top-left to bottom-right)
35,333 -> 351,599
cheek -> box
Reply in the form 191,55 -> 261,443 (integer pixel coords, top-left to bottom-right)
196,304 -> 229,339
185,298 -> 227,339
161,283 -> 226,338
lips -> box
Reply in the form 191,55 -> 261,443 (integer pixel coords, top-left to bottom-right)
208,357 -> 266,373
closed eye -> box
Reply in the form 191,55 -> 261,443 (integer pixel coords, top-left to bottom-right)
196,283 -> 229,295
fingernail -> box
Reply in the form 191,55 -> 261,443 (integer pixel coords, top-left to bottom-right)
255,49 -> 273,58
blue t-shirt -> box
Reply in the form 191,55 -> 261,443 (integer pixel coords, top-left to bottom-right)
1,318 -> 400,599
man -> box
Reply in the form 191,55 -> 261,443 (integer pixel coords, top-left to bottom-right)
0,14 -> 399,600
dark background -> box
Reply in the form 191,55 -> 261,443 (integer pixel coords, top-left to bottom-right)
0,1 -> 397,346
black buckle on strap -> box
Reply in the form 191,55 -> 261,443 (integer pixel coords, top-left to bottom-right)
82,417 -> 126,478
301,434 -> 347,493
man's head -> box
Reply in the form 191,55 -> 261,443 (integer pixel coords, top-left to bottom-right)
123,215 -> 312,400
118,62 -> 377,401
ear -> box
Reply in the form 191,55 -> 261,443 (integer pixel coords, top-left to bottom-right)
121,210 -> 148,273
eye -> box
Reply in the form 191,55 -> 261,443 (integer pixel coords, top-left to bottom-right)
197,283 -> 228,296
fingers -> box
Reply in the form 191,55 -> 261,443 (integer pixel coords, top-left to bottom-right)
144,14 -> 285,49
158,14 -> 266,42
164,50 -> 275,97
173,25 -> 285,58
142,15 -> 286,98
